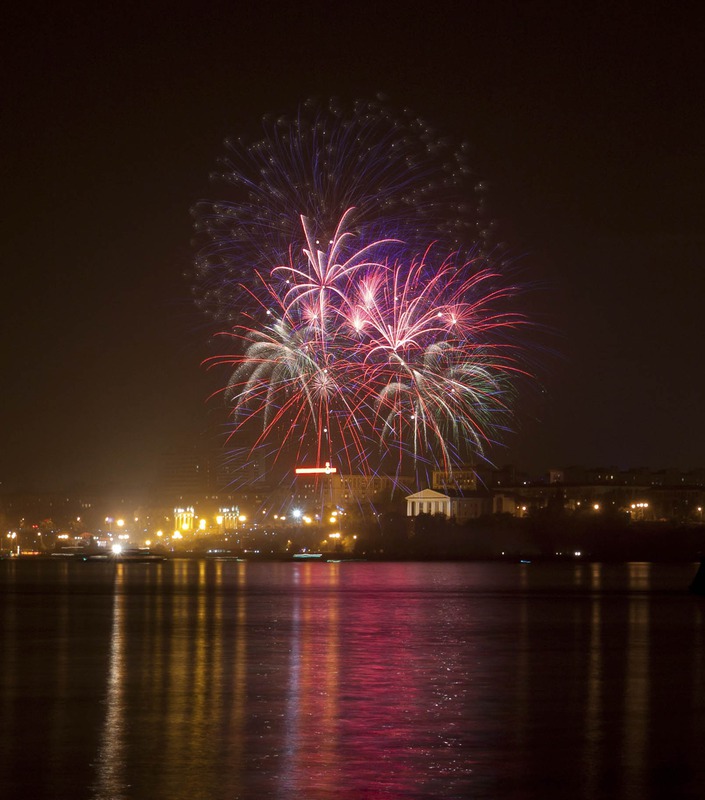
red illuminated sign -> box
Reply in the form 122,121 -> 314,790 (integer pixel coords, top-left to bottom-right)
295,462 -> 337,475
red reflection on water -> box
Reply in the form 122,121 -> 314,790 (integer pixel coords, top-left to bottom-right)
278,562 -> 487,798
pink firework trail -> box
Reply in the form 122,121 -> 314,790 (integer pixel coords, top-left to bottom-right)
205,210 -> 530,476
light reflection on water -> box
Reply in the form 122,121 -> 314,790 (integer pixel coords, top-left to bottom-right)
1,559 -> 705,799
93,563 -> 126,800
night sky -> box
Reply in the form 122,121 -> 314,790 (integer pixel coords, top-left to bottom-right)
2,2 -> 704,492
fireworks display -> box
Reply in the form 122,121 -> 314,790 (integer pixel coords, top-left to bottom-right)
193,98 -> 530,481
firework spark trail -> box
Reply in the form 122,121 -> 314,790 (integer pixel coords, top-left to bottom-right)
203,202 -> 530,477
192,98 -> 492,324
194,98 -> 533,480
273,209 -> 401,350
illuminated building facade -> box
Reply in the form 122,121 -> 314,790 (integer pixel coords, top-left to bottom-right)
406,489 -> 490,521
173,506 -> 195,533
331,474 -> 412,507
431,468 -> 477,492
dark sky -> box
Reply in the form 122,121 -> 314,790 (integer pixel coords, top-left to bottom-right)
2,1 -> 704,492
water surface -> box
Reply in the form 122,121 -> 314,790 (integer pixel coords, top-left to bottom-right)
1,559 -> 704,799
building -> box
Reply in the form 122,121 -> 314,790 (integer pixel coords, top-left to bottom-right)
332,474 -> 412,508
406,489 -> 491,522
431,467 -> 477,492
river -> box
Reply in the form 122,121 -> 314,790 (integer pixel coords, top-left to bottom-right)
1,558 -> 704,799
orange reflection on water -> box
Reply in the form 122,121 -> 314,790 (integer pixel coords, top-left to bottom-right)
279,562 -> 341,797
93,563 -> 127,800
623,567 -> 650,794
583,597 -> 603,799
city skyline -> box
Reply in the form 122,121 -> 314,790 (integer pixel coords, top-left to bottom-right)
2,4 -> 704,492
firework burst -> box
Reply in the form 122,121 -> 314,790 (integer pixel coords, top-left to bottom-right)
192,96 -> 493,324
195,98 -> 530,482
203,204 -> 529,480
